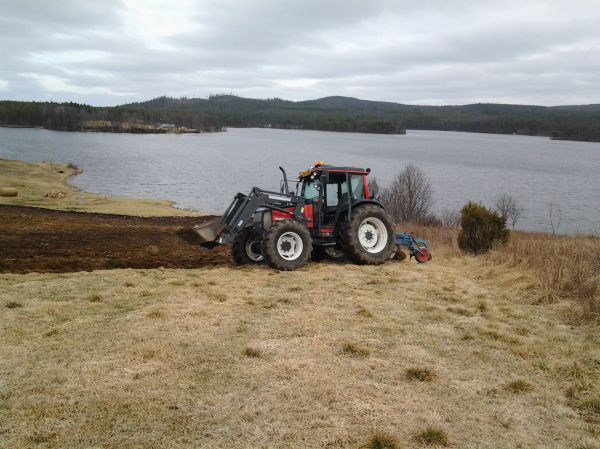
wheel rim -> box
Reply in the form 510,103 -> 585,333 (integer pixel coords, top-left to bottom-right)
277,231 -> 304,261
245,238 -> 264,262
358,217 -> 388,254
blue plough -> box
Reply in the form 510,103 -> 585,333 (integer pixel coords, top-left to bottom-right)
394,232 -> 432,263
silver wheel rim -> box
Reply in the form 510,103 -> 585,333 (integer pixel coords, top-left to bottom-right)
245,238 -> 263,262
358,217 -> 388,254
277,231 -> 304,261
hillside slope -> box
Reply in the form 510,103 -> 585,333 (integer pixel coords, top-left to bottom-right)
1,258 -> 599,448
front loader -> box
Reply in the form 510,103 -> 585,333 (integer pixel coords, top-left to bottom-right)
179,162 -> 429,271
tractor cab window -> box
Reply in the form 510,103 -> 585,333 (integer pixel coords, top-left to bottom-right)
325,173 -> 348,207
302,178 -> 320,201
350,174 -> 366,200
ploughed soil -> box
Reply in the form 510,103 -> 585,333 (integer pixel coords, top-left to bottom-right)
0,205 -> 230,273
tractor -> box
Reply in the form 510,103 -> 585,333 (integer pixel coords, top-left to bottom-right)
180,162 -> 428,271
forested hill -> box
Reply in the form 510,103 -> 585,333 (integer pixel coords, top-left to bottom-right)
0,101 -> 223,133
124,95 -> 600,141
2,95 -> 600,141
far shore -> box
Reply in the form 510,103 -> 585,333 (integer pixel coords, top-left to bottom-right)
0,158 -> 201,217
0,123 -> 222,135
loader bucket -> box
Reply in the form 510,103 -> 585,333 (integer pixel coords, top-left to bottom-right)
177,218 -> 225,249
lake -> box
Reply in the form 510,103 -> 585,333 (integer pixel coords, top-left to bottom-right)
1,127 -> 599,234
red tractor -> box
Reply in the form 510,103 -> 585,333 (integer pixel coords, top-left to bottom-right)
182,162 -> 397,271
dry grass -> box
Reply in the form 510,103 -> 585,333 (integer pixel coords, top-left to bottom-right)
243,346 -> 262,358
88,293 -> 102,303
356,304 -> 374,318
578,398 -> 600,423
489,232 -> 600,317
1,242 -> 600,448
504,379 -> 534,394
362,431 -> 404,449
405,367 -> 436,382
0,158 -> 198,216
342,342 -> 370,357
414,427 -> 450,447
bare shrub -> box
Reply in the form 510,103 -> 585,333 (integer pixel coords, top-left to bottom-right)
440,209 -> 461,229
380,165 -> 432,224
548,202 -> 562,236
495,194 -> 524,230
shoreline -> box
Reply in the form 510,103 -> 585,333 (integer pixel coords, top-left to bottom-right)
0,124 -> 219,135
0,158 -> 201,217
5,123 -> 600,143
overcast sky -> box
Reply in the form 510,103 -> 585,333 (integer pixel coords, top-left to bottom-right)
1,0 -> 599,106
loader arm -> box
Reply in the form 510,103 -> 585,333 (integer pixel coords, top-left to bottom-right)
179,187 -> 305,248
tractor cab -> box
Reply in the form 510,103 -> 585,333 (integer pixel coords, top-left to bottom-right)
298,162 -> 373,235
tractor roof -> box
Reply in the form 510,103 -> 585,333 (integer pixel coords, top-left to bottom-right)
299,162 -> 370,178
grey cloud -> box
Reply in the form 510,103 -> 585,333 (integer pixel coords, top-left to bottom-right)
0,0 -> 599,105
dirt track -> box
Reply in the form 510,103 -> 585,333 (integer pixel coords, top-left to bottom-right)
0,205 -> 230,273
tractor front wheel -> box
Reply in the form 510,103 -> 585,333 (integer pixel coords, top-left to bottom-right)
263,220 -> 312,271
340,205 -> 395,265
232,228 -> 264,265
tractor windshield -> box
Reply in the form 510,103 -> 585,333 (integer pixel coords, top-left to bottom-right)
302,178 -> 320,201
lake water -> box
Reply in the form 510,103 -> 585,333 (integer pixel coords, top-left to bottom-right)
1,127 -> 599,234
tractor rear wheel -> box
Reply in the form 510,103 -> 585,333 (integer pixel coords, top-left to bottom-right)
340,205 -> 395,265
263,220 -> 312,271
232,228 -> 264,265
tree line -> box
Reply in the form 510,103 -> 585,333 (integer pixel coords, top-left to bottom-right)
0,101 -> 223,132
2,95 -> 600,141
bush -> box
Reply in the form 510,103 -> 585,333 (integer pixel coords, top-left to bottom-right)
458,202 -> 509,254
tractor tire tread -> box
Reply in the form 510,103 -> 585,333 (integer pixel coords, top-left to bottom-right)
232,228 -> 263,265
263,220 -> 312,271
339,204 -> 395,265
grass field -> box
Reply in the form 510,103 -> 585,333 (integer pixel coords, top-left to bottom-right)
2,256 -> 599,448
1,159 -> 599,448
